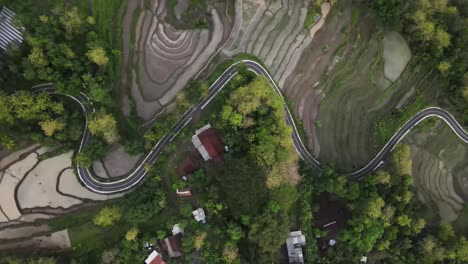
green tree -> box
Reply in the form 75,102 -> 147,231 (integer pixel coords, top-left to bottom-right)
437,61 -> 451,76
94,205 -> 122,227
438,223 -> 455,241
227,223 -> 243,241
212,155 -> 268,219
391,143 -> 412,176
248,212 -> 290,255
125,227 -> 139,241
222,242 -> 240,264
367,196 -> 385,218
59,7 -> 83,36
88,110 -> 119,144
39,119 -> 65,136
396,214 -> 412,227
373,170 -> 391,185
86,46 -> 109,66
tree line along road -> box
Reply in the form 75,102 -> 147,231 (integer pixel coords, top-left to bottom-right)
34,60 -> 468,194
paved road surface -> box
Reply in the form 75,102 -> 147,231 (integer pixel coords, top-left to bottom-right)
34,60 -> 468,193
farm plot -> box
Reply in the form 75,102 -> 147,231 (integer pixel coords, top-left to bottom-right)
288,3 -> 442,172
124,0 -> 226,120
407,124 -> 468,222
0,146 -> 121,229
223,0 -> 321,89
0,145 -> 124,251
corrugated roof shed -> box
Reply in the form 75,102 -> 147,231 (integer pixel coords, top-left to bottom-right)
0,7 -> 23,51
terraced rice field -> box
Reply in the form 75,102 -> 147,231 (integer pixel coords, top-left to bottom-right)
122,0 -> 229,120
223,0 -> 320,89
407,124 -> 468,222
0,146 -> 122,250
270,3 -> 441,172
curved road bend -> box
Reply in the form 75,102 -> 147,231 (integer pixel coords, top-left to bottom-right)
34,60 -> 468,194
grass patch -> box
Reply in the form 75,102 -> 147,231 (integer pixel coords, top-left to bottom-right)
286,99 -> 308,145
304,5 -> 320,28
453,204 -> 468,236
373,95 -> 426,144
166,0 -> 209,29
91,0 -> 127,95
351,7 -> 360,27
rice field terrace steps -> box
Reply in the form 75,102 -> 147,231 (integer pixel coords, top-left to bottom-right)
128,0 -> 225,120
411,146 -> 465,222
33,60 -> 468,194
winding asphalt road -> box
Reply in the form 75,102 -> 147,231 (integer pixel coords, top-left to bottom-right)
34,60 -> 468,193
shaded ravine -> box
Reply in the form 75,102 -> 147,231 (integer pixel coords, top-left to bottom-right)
34,60 -> 468,194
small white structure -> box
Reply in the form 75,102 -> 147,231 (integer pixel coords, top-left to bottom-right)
176,188 -> 191,197
172,223 -> 183,235
286,230 -> 306,264
329,239 -> 336,246
360,256 -> 368,263
192,208 -> 206,224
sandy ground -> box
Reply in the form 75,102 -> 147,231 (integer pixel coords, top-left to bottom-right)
92,160 -> 109,178
309,3 -> 331,39
0,224 -> 49,240
17,151 -> 82,209
58,168 -> 124,200
382,31 -> 411,82
0,152 -> 38,221
102,144 -> 143,177
0,144 -> 39,170
18,213 -> 53,222
0,229 -> 71,251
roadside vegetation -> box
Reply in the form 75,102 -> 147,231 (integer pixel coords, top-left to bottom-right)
0,0 -> 135,166
166,0 -> 210,29
3,65 -> 300,263
300,143 -> 468,263
369,0 -> 468,122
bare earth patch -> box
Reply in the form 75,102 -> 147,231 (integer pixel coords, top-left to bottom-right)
0,152 -> 38,221
0,229 -> 71,251
382,31 -> 411,82
102,143 -> 143,177
92,160 -> 109,179
17,151 -> 82,210
0,224 -> 49,240
0,144 -> 39,170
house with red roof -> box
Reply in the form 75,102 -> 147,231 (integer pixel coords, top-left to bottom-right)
192,124 -> 224,161
158,233 -> 183,258
145,250 -> 166,264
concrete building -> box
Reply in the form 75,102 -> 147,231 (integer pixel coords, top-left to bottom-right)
286,230 -> 306,264
192,208 -> 206,224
